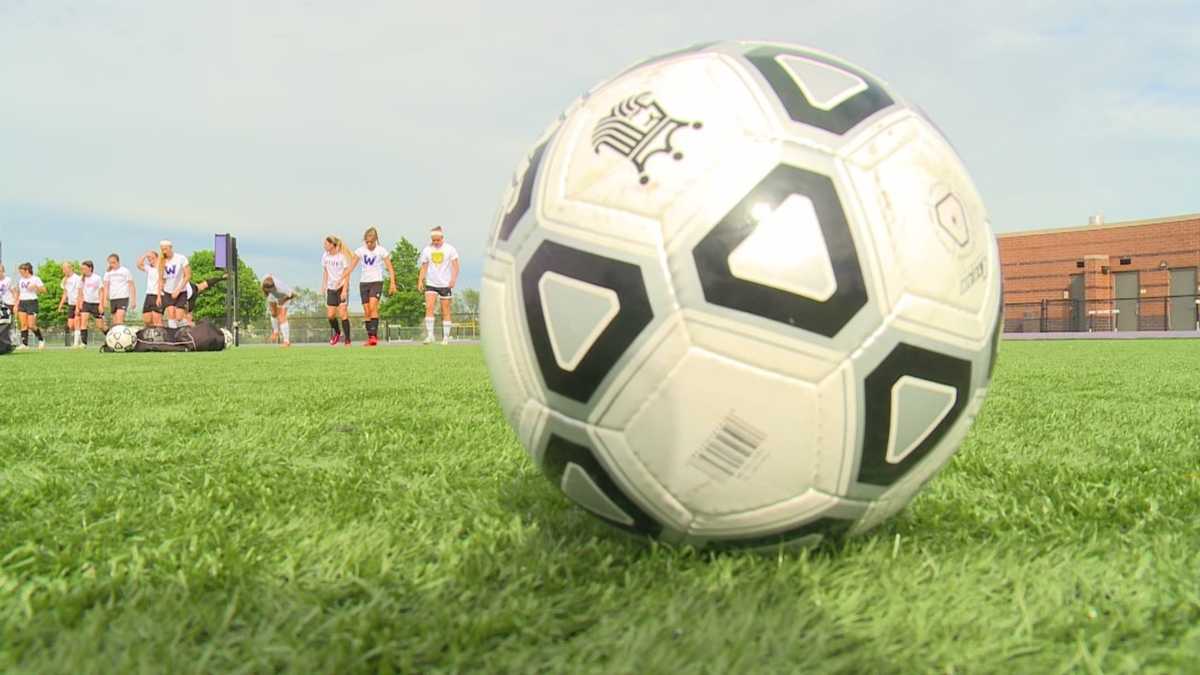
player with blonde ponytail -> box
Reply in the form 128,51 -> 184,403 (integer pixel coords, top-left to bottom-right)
321,235 -> 358,346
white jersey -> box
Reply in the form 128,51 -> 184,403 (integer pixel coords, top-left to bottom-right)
81,273 -> 103,304
161,254 -> 189,295
144,261 -> 161,297
419,243 -> 459,288
0,276 -> 13,305
263,275 -> 292,303
355,244 -> 389,283
62,273 -> 83,304
103,266 -> 133,300
323,251 -> 350,290
18,275 -> 44,300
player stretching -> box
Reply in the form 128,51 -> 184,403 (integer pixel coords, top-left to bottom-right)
321,235 -> 356,346
156,241 -> 191,328
100,254 -> 136,327
77,260 -> 106,348
261,275 -> 295,347
417,227 -> 460,345
182,273 -> 228,325
137,250 -> 163,327
15,263 -> 47,351
350,227 -> 397,347
58,262 -> 83,348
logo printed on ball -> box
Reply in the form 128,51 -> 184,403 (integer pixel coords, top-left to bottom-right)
591,91 -> 702,185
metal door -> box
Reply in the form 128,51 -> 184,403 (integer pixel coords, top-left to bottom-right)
1169,267 -> 1197,330
1069,274 -> 1085,331
1114,271 -> 1139,331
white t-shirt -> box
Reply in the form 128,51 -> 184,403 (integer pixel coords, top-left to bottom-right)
263,275 -> 292,303
18,276 -> 44,300
81,273 -> 103,304
419,243 -> 459,288
161,254 -> 189,295
0,276 -> 13,305
144,260 -> 161,297
104,266 -> 133,300
62,273 -> 83,304
355,244 -> 389,283
323,251 -> 350,290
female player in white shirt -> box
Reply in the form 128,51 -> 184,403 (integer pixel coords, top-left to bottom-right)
260,274 -> 295,348
137,250 -> 163,327
417,226 -> 460,345
58,261 -> 83,347
321,235 -> 357,346
100,253 -> 136,327
348,226 -> 397,347
15,262 -> 47,350
156,240 -> 191,328
75,260 -> 106,348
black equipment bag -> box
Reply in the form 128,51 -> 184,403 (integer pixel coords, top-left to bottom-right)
0,304 -> 13,355
132,320 -> 225,353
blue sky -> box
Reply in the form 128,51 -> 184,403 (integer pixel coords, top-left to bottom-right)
2,1 -> 1198,300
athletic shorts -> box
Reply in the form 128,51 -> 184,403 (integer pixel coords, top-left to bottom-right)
18,300 -> 38,315
82,302 -> 103,316
187,283 -> 200,313
65,305 -> 77,319
425,286 -> 453,298
142,294 -> 163,314
360,282 -> 383,304
110,298 -> 130,314
326,287 -> 346,307
164,291 -> 189,309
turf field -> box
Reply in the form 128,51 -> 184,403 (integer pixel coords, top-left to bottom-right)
1,341 -> 1197,673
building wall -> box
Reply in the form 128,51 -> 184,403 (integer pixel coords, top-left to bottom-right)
997,214 -> 1200,330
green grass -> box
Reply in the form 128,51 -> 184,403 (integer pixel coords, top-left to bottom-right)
1,341 -> 1197,674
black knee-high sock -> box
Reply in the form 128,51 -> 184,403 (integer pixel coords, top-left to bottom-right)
365,318 -> 376,337
21,330 -> 28,346
82,328 -> 89,345
373,319 -> 380,337
204,275 -> 225,287
329,318 -> 340,336
341,319 -> 351,341
33,328 -> 43,341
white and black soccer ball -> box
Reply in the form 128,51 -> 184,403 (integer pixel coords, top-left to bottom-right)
481,42 -> 1002,550
221,328 -> 234,349
106,325 -> 138,353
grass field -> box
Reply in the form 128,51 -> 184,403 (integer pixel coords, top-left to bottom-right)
1,341 -> 1198,673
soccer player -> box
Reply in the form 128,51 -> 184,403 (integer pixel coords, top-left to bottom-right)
350,226 -> 397,347
15,262 -> 47,351
100,253 -> 136,327
182,273 -> 227,325
321,235 -> 356,346
58,261 -> 83,347
261,275 -> 294,347
0,264 -> 17,345
77,260 -> 106,348
137,250 -> 163,327
156,241 -> 191,328
417,226 -> 460,345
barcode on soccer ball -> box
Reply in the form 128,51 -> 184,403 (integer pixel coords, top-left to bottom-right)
690,413 -> 766,480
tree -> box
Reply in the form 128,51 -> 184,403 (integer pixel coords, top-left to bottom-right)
35,259 -> 79,329
288,287 -> 324,317
378,237 -> 425,326
186,250 -> 264,324
459,288 -> 479,316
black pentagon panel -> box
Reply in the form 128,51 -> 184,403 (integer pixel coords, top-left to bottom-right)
692,163 -> 868,338
498,139 -> 550,242
744,45 -> 895,136
541,434 -> 662,538
521,240 -> 654,403
704,517 -> 852,552
858,344 -> 973,488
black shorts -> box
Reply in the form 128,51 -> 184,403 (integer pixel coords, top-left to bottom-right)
164,291 -> 189,309
326,287 -> 346,307
142,294 -> 163,314
110,298 -> 130,314
82,302 -> 103,316
187,283 -> 200,313
360,282 -> 383,304
18,300 -> 38,315
425,286 -> 452,298
65,305 -> 77,319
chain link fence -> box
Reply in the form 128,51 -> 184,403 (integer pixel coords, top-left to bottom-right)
1004,295 -> 1200,333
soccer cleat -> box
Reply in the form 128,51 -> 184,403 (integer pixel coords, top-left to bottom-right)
423,335 -> 433,345
441,337 -> 450,345
329,334 -> 340,346
367,335 -> 379,347
344,338 -> 352,347
15,344 -> 29,352
37,343 -> 46,351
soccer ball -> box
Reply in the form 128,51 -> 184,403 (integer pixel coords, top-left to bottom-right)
221,328 -> 234,349
481,42 -> 1002,550
105,325 -> 138,353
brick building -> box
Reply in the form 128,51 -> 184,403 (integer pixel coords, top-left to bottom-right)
997,213 -> 1200,332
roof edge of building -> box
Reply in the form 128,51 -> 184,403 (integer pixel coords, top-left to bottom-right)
996,212 -> 1200,238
